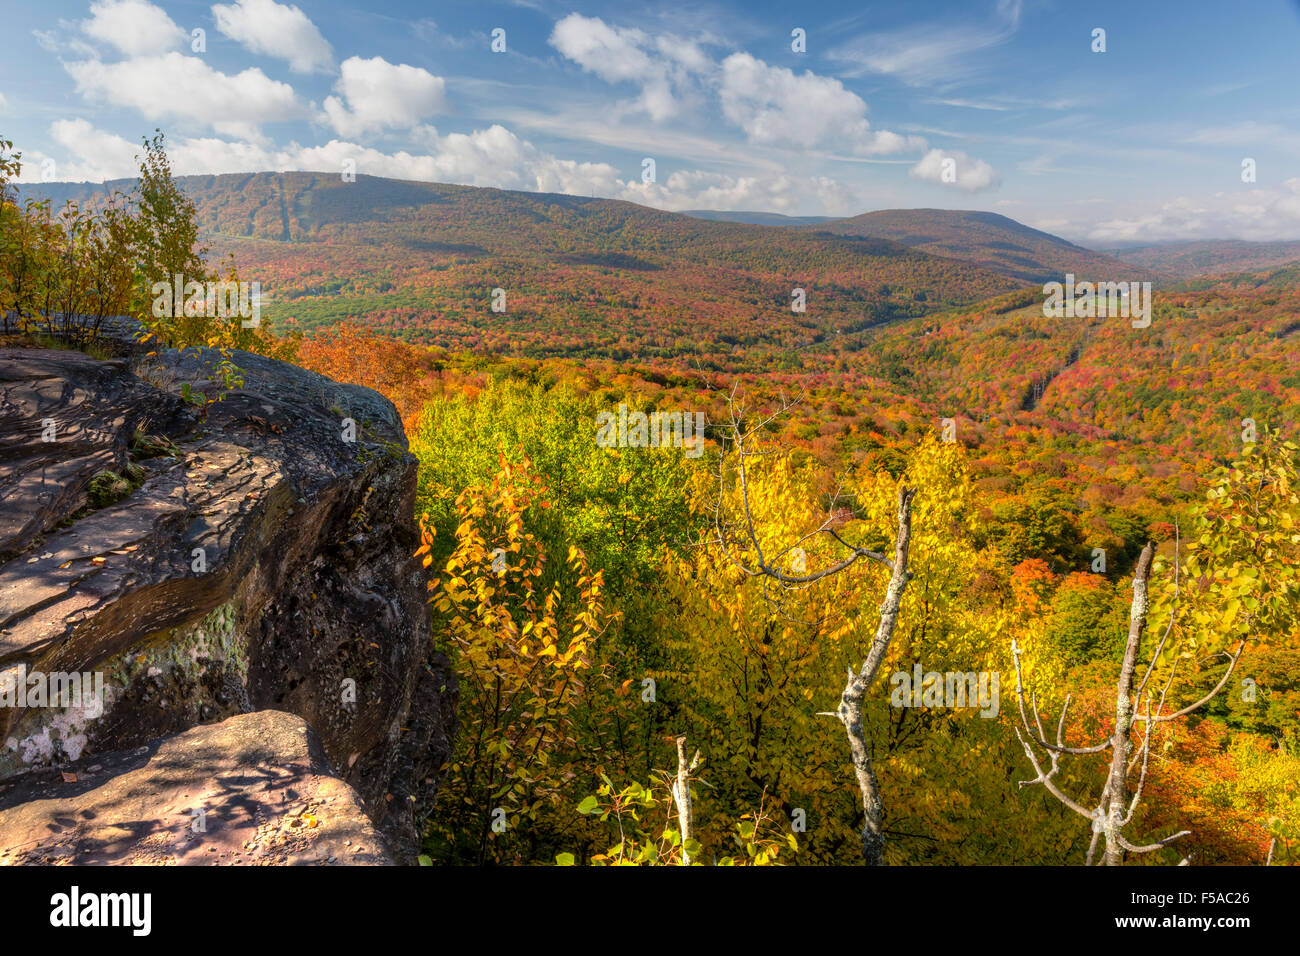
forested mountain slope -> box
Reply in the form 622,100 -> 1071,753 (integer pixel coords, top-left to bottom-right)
1104,239 -> 1300,278
807,208 -> 1153,284
20,174 -> 1021,357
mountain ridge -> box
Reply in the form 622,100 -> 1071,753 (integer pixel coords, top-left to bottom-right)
19,173 -> 1026,356
1098,238 -> 1300,278
803,208 -> 1157,285
21,175 -> 1142,284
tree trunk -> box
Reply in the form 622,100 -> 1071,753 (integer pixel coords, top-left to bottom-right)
837,485 -> 915,866
1103,542 -> 1155,865
670,735 -> 695,865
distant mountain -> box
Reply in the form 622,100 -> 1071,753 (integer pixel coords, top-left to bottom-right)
683,210 -> 835,227
19,173 -> 1021,359
1098,239 -> 1300,278
804,208 -> 1154,285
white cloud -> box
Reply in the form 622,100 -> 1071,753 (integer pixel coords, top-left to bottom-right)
212,0 -> 334,74
1083,182 -> 1300,242
65,52 -> 304,139
909,148 -> 1000,192
322,56 -> 447,138
50,118 -> 140,179
317,124 -> 624,195
549,19 -> 915,155
550,14 -> 655,85
619,169 -> 859,216
10,120 -> 140,183
81,0 -> 186,57
549,14 -> 703,122
718,53 -> 916,155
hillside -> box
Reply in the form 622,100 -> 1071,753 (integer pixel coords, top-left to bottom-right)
284,269 -> 1300,869
19,174 -> 1024,358
806,208 -> 1153,285
1102,239 -> 1300,277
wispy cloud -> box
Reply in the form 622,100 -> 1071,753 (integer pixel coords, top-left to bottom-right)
829,0 -> 1023,86
929,98 -> 1010,112
1184,121 -> 1300,155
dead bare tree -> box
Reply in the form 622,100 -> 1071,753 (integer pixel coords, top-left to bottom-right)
1012,539 -> 1246,865
700,384 -> 917,865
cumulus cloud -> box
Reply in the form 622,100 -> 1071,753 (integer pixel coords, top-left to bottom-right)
909,148 -> 1000,191
619,169 -> 859,216
549,13 -> 704,121
549,19 -> 915,155
719,53 -> 917,155
65,52 -> 305,139
212,0 -> 334,74
80,0 -> 186,56
9,120 -> 138,183
550,14 -> 656,85
420,126 -> 621,194
51,118 -> 141,179
322,56 -> 447,138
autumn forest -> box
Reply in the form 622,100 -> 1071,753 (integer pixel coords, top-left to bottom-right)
5,122 -> 1298,873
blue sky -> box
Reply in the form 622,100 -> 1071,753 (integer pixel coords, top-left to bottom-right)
3,0 -> 1299,242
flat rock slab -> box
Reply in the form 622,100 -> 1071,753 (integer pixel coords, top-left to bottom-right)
0,710 -> 392,865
